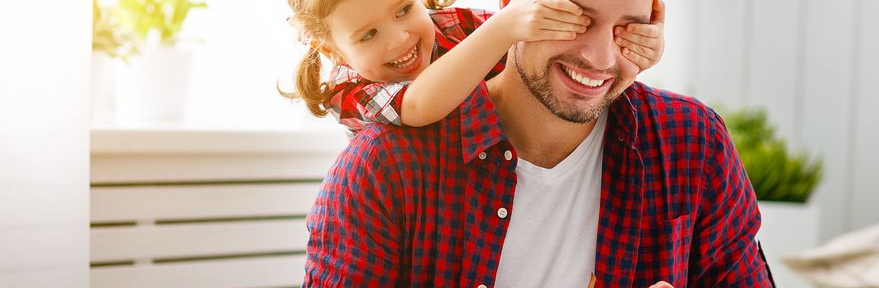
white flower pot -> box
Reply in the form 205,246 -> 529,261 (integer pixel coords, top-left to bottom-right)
757,201 -> 820,288
90,53 -> 117,125
116,46 -> 193,125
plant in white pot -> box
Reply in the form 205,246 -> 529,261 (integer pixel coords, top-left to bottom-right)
725,108 -> 824,288
114,0 -> 207,125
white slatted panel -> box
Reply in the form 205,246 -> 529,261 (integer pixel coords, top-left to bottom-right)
850,0 -> 879,231
91,220 -> 309,262
89,128 -> 336,288
91,184 -> 318,222
800,0 -> 858,240
91,256 -> 307,288
689,0 -> 879,244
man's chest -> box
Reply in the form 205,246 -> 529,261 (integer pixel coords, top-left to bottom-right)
398,139 -> 700,288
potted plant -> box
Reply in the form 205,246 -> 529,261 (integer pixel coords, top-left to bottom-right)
113,0 -> 207,125
724,108 -> 823,288
91,0 -> 136,124
726,109 -> 823,203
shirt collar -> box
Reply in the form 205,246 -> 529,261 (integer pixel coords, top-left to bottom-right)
607,83 -> 642,147
458,82 -> 645,162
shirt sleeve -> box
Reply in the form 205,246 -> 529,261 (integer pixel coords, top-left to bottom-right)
439,8 -> 506,80
328,65 -> 406,128
302,139 -> 405,287
689,109 -> 775,287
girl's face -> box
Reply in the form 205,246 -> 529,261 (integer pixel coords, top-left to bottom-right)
325,0 -> 436,83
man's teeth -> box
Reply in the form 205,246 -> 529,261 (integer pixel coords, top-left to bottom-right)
562,66 -> 605,87
389,46 -> 418,67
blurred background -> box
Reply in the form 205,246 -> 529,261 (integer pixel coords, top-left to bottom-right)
1,0 -> 877,287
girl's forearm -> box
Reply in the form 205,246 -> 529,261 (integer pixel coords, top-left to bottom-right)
401,14 -> 515,127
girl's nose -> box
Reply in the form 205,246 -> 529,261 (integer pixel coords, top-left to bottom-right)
387,28 -> 411,52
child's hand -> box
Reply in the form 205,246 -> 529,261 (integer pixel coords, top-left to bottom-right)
614,0 -> 665,71
499,0 -> 591,42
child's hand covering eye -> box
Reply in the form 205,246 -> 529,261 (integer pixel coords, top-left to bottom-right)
614,0 -> 665,71
495,0 -> 592,42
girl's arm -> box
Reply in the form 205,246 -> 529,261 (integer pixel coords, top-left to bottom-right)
402,0 -> 589,127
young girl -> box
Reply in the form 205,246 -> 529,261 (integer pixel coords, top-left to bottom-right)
284,0 -> 665,137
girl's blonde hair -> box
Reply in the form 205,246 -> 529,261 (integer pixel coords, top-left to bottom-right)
422,0 -> 455,9
281,0 -> 455,117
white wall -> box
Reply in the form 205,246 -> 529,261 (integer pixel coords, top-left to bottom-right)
684,0 -> 879,242
0,0 -> 92,287
176,0 -> 500,130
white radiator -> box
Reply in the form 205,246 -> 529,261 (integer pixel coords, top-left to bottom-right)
89,129 -> 345,288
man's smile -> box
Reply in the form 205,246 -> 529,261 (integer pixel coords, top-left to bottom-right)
554,62 -> 615,97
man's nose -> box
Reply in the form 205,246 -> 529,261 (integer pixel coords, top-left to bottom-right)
576,28 -> 617,71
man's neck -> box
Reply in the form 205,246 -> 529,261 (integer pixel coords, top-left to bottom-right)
487,69 -> 599,169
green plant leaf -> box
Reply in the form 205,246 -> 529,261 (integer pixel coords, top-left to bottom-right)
721,107 -> 824,203
113,0 -> 207,47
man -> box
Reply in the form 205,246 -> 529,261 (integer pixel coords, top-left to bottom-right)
303,0 -> 774,287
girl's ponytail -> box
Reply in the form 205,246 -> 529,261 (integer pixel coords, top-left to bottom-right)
297,46 -> 333,117
279,45 -> 333,117
281,0 -> 340,117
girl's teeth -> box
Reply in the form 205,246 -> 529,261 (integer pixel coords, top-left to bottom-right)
563,66 -> 605,87
390,46 -> 418,67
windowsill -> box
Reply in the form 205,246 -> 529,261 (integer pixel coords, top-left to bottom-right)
90,124 -> 348,155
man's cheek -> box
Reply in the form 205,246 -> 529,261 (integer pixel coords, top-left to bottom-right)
618,57 -> 640,80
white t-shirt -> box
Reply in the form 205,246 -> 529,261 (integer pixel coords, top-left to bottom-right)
494,112 -> 607,288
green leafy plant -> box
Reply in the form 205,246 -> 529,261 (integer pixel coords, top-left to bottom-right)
93,0 -> 136,59
724,108 -> 823,203
115,0 -> 207,47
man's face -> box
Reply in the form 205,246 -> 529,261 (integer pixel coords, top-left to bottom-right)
514,0 -> 652,123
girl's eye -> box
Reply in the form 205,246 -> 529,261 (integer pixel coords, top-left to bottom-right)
360,29 -> 377,42
396,3 -> 413,18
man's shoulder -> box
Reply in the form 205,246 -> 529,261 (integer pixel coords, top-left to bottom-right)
627,81 -> 725,131
628,81 -> 714,115
334,123 -> 439,172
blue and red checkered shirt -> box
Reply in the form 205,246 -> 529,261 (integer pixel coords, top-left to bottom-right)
304,78 -> 774,287
324,8 -> 504,138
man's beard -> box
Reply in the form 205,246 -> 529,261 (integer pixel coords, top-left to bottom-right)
513,44 -> 626,124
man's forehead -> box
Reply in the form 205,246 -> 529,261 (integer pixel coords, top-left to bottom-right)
571,0 -> 652,24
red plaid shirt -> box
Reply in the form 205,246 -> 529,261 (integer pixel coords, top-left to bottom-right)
304,79 -> 775,287
324,8 -> 504,138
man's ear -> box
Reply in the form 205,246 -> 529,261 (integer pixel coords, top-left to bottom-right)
311,42 -> 347,65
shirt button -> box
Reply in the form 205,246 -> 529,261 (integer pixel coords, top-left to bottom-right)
497,207 -> 508,219
504,150 -> 513,161
478,152 -> 487,160
478,285 -> 488,288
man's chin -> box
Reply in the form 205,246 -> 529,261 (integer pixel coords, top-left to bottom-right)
546,81 -> 626,123
553,99 -> 612,123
